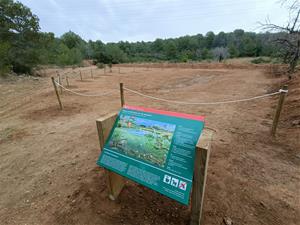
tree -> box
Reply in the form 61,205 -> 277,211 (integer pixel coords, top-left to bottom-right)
260,0 -> 300,75
103,44 -> 127,64
0,0 -> 40,74
211,47 -> 230,62
205,31 -> 215,49
228,43 -> 239,58
164,40 -> 178,60
61,31 -> 84,49
212,31 -> 227,47
242,36 -> 257,56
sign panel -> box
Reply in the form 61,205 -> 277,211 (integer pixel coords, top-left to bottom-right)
97,105 -> 204,205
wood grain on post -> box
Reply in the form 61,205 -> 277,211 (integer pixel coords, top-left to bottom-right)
51,77 -> 63,110
190,129 -> 213,225
91,69 -> 93,79
120,83 -> 125,107
271,85 -> 288,136
96,113 -> 125,200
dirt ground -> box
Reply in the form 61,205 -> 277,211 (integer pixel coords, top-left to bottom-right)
0,63 -> 299,225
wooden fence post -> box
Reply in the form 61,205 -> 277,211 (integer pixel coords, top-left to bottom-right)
66,75 -> 70,87
58,73 -> 63,94
91,69 -> 94,79
51,77 -> 63,110
80,70 -> 83,81
271,85 -> 288,136
120,83 -> 125,107
190,129 -> 213,225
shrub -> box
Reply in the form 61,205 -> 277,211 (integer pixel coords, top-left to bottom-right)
251,57 -> 271,64
96,63 -> 105,69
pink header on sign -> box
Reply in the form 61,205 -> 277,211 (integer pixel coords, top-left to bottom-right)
124,105 -> 205,122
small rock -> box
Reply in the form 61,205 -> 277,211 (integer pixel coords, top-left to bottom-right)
260,201 -> 266,207
292,120 -> 300,126
223,217 -> 233,225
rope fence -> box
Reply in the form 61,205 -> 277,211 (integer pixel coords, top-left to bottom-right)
54,80 -> 117,97
50,74 -> 288,136
123,87 -> 286,105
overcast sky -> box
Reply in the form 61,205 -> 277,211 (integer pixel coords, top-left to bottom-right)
19,0 -> 289,43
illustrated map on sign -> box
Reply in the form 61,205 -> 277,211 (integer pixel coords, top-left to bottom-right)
97,105 -> 205,205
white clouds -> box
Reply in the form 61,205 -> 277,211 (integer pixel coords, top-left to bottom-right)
19,0 -> 289,42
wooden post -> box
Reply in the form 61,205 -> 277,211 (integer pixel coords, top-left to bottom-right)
51,77 -> 63,110
104,67 -> 106,75
271,85 -> 288,136
190,129 -> 213,225
91,69 -> 94,79
58,73 -> 63,94
66,75 -> 70,87
119,67 -> 121,74
120,83 -> 125,107
80,70 -> 83,81
96,113 -> 125,200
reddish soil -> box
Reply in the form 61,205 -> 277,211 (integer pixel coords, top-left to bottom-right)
0,64 -> 299,225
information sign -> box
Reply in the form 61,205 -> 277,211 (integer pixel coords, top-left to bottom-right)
97,105 -> 204,204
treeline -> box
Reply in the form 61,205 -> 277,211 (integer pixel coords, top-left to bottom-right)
1,0 -> 280,75
105,31 -> 279,62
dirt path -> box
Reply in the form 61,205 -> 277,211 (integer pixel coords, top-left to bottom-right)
0,65 -> 299,225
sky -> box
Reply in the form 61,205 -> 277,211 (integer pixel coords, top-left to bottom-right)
19,0 -> 290,43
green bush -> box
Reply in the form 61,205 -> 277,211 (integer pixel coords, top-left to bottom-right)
0,65 -> 10,77
251,57 -> 271,64
96,63 -> 105,69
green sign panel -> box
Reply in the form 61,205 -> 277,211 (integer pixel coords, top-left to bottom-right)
97,105 -> 204,205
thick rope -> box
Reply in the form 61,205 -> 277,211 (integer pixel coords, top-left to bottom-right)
54,80 -> 116,97
123,87 -> 283,105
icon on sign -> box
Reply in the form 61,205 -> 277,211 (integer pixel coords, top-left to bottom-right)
163,175 -> 171,184
171,178 -> 179,187
179,180 -> 187,191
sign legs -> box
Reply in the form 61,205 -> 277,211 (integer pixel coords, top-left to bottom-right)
96,112 -> 125,200
190,129 -> 213,225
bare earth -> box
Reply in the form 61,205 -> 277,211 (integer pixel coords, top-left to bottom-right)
0,64 -> 299,225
